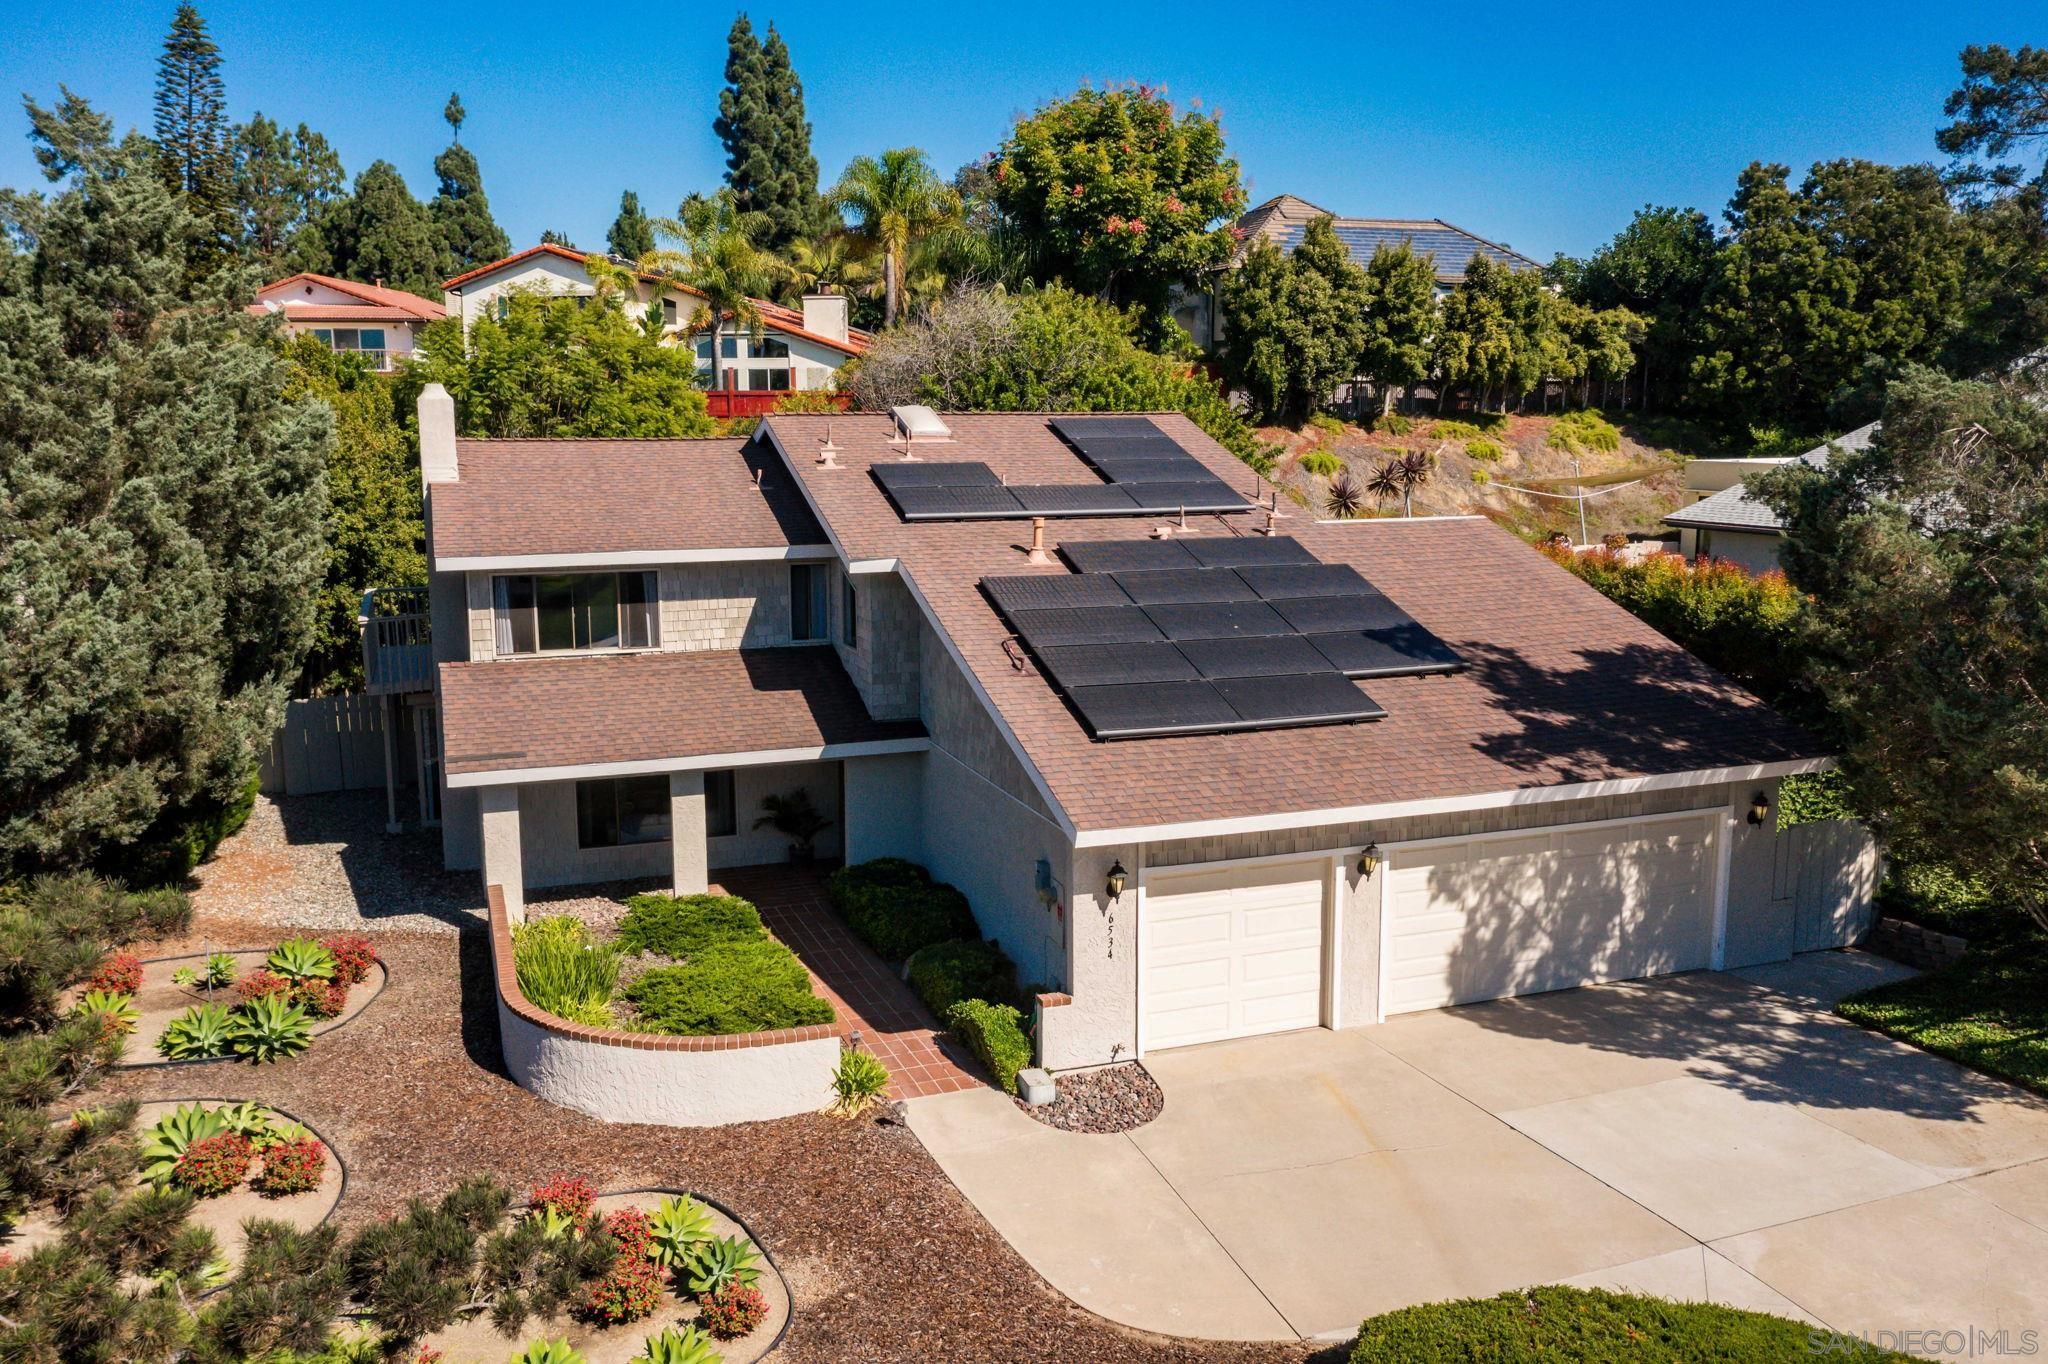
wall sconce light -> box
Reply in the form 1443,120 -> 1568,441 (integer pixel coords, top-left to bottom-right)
1747,793 -> 1771,826
1356,843 -> 1382,878
1105,860 -> 1128,902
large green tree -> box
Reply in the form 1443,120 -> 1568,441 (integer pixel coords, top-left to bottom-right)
152,2 -> 235,263
1937,44 -> 2048,373
828,148 -> 960,326
1756,365 -> 2048,933
1216,215 -> 1371,423
606,190 -> 654,259
642,189 -> 791,369
1566,205 -> 1719,408
0,97 -> 330,878
406,290 -> 715,438
315,160 -> 451,298
1357,242 -> 1437,413
232,113 -> 344,271
430,143 -> 510,273
991,83 -> 1244,336
1433,254 -> 1547,411
713,15 -> 824,253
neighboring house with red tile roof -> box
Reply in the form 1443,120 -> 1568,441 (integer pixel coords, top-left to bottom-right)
247,273 -> 446,372
375,387 -> 1876,1075
440,243 -> 870,396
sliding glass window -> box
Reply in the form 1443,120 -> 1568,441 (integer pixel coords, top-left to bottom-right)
494,572 -> 658,655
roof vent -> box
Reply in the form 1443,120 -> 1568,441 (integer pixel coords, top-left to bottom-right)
890,405 -> 951,446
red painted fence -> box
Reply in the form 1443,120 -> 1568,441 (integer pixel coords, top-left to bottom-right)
704,389 -> 852,419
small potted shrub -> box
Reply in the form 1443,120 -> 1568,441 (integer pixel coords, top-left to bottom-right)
754,788 -> 830,864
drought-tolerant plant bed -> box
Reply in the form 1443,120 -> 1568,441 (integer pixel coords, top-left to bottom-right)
1349,1285 -> 1908,1362
1836,938 -> 2048,1097
81,934 -> 386,1066
417,1186 -> 790,1364
516,893 -> 832,1036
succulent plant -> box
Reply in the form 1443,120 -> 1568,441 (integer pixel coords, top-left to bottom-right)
509,1341 -> 587,1364
265,938 -> 337,982
139,1103 -> 231,1185
681,1234 -> 760,1298
156,1001 -> 236,1060
73,989 -> 138,1035
647,1193 -> 714,1267
632,1326 -> 724,1364
230,994 -> 315,1063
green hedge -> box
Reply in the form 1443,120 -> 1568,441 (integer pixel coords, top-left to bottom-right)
828,859 -> 979,962
906,939 -> 1019,1020
1350,1286 -> 1908,1362
624,939 -> 834,1036
616,893 -> 762,959
946,998 -> 1031,1094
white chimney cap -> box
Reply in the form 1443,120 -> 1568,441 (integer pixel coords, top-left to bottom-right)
890,405 -> 951,443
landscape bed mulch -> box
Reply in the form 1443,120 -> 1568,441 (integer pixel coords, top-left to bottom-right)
103,917 -> 1306,1363
1020,1062 -> 1166,1134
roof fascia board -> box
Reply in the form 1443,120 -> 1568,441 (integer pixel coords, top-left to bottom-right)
1071,757 -> 1834,848
446,737 -> 930,788
1661,516 -> 1785,535
436,545 -> 835,572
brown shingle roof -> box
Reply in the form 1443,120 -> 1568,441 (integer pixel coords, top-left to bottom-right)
440,646 -> 924,778
430,436 -> 826,563
760,412 -> 1822,833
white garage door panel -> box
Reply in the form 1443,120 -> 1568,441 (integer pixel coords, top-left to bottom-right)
1383,813 -> 1718,1015
1142,860 -> 1326,1052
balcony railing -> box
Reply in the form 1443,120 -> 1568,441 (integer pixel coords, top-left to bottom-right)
360,586 -> 432,694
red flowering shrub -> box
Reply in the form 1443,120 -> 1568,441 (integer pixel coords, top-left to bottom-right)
697,1281 -> 768,1339
321,934 -> 378,987
172,1133 -> 254,1197
600,1206 -> 652,1254
235,969 -> 292,1005
85,952 -> 143,995
578,1205 -> 663,1324
414,1350 -> 442,1364
528,1174 -> 595,1223
252,1136 -> 326,1196
291,977 -> 348,1019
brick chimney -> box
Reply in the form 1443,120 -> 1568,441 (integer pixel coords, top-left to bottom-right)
801,292 -> 849,343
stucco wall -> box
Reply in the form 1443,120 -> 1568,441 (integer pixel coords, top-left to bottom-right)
844,751 -> 925,865
1677,526 -> 1785,575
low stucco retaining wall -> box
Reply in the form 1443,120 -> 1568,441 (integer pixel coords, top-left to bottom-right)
487,886 -> 841,1126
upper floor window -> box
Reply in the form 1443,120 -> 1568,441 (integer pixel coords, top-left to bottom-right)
493,572 -> 658,655
752,338 -> 790,360
790,563 -> 828,642
843,578 -> 859,646
720,335 -> 740,358
695,336 -> 713,360
662,298 -> 679,326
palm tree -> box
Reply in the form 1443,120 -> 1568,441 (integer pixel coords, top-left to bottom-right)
644,190 -> 791,385
785,232 -> 876,303
827,149 -> 961,327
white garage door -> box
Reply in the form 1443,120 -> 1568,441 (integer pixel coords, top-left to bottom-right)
1382,812 -> 1719,1016
1142,859 -> 1326,1052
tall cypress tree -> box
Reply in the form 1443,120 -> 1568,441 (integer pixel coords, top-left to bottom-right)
323,160 -> 451,298
152,3 -> 235,260
714,15 -> 822,252
607,190 -> 655,259
430,92 -> 507,271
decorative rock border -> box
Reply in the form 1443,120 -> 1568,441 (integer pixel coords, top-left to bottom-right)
113,949 -> 390,1070
1865,916 -> 1970,972
488,885 -> 841,1126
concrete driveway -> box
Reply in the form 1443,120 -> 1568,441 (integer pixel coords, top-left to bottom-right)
907,951 -> 2048,1344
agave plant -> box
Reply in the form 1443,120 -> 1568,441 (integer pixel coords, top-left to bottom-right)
202,952 -> 238,988
213,1100 -> 280,1145
230,994 -> 315,1063
647,1193 -> 714,1267
681,1234 -> 760,1297
633,1326 -> 725,1364
531,1204 -> 581,1240
156,1001 -> 236,1060
510,1341 -> 587,1364
265,938 -> 337,982
140,1103 -> 230,1185
73,989 -> 138,1035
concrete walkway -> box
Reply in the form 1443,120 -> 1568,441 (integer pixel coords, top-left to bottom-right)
907,951 -> 2048,1344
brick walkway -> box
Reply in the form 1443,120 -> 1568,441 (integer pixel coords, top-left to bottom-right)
716,864 -> 984,1101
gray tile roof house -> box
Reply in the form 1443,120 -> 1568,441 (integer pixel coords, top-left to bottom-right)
1233,194 -> 1542,280
388,390 -> 1878,1080
1664,424 -> 1880,571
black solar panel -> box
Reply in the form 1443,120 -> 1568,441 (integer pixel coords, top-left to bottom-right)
1008,484 -> 1142,515
1034,642 -> 1199,689
1307,627 -> 1465,678
982,573 -> 1132,613
1142,599 -> 1292,641
1176,635 -> 1333,679
929,486 -> 1027,518
869,461 -> 1003,490
1065,680 -> 1239,739
1181,535 -> 1318,567
1059,539 -> 1197,573
1121,481 -> 1250,513
1213,672 -> 1387,726
1233,562 -> 1375,601
1110,567 -> 1257,606
1086,456 -> 1208,482
1270,593 -> 1413,634
1049,415 -> 1164,441
1005,605 -> 1164,647
881,485 -> 955,518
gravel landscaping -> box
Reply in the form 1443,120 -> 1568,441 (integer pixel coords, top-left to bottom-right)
1020,1061 -> 1166,1133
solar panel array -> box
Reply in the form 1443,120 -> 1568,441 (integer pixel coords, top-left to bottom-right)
1271,221 -> 1534,278
868,416 -> 1254,522
982,535 -> 1464,740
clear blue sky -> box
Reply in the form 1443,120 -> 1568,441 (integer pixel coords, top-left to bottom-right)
3,0 -> 2041,262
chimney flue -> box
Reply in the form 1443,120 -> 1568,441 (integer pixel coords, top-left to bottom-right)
1025,517 -> 1055,566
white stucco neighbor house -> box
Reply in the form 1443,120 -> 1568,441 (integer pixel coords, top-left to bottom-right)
1664,423 -> 1880,574
440,243 -> 870,398
372,390 -> 1877,1075
247,272 -> 447,371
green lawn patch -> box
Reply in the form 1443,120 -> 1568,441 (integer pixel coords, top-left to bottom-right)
1349,1286 -> 1908,1362
1836,940 -> 2048,1096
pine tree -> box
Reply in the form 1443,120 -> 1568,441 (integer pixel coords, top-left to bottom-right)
233,114 -> 344,269
0,95 -> 330,878
430,141 -> 510,273
714,15 -> 823,253
444,92 -> 466,143
607,190 -> 655,260
152,3 -> 235,261
321,160 -> 451,298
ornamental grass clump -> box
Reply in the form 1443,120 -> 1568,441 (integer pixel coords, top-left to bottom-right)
827,1047 -> 890,1119
513,916 -> 620,1026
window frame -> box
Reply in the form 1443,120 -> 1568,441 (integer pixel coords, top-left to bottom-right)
789,563 -> 828,642
576,775 -> 672,849
842,577 -> 858,646
493,571 -> 659,657
705,770 -> 736,838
